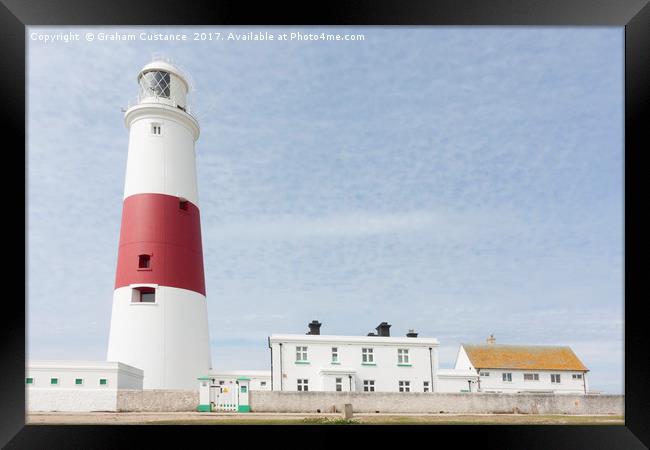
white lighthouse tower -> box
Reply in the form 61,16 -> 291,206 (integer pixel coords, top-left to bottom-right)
106,58 -> 212,389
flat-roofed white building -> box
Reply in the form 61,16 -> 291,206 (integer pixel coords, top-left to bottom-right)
454,335 -> 590,394
269,321 -> 442,393
208,369 -> 271,391
26,360 -> 144,412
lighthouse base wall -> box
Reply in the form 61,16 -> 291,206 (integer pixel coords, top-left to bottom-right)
106,286 -> 211,390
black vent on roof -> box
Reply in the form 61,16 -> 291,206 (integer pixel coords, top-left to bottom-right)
376,322 -> 391,337
306,320 -> 321,335
406,329 -> 418,338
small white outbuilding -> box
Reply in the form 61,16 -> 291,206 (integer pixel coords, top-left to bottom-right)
26,360 -> 144,412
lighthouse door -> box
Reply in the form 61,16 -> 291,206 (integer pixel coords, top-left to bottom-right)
214,380 -> 239,411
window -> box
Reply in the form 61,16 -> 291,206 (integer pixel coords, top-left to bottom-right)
524,373 -> 539,381
398,381 -> 410,392
138,254 -> 151,269
297,379 -> 309,391
50,378 -> 58,385
133,287 -> 155,303
260,381 -> 267,387
151,123 -> 162,135
296,346 -> 308,362
219,380 -> 225,385
423,381 -> 430,392
502,373 -> 512,382
99,378 -> 107,386
331,347 -> 339,363
362,348 -> 374,363
572,374 -> 583,380
397,348 -> 410,364
335,377 -> 342,392
179,199 -> 188,211
25,378 -> 33,384
551,374 -> 561,384
75,378 -> 84,385
363,380 -> 375,392
479,371 -> 490,377
139,71 -> 171,98
240,386 -> 247,393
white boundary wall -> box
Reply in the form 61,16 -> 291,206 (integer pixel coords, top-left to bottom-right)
249,391 -> 624,415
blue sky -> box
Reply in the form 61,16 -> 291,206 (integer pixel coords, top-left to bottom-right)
27,27 -> 623,393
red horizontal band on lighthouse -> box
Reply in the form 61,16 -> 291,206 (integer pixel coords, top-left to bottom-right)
115,193 -> 206,296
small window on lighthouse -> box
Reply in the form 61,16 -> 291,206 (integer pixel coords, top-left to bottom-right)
133,287 -> 155,303
179,199 -> 188,211
138,254 -> 151,269
151,123 -> 162,135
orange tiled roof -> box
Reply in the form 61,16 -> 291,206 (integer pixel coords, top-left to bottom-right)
462,344 -> 588,371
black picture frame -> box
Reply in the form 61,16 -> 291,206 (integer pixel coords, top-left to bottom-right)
3,0 -> 646,448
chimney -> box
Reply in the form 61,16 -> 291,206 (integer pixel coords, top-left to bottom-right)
306,320 -> 321,335
406,329 -> 418,338
486,334 -> 496,345
376,322 -> 391,337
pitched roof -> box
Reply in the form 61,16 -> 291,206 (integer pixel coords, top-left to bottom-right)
461,344 -> 588,371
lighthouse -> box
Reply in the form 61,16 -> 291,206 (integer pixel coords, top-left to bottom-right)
106,58 -> 211,389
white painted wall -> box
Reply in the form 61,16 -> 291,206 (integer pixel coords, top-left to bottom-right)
476,369 -> 588,394
122,110 -> 200,205
26,361 -> 143,412
436,369 -> 480,393
269,334 -> 439,393
106,286 -> 211,390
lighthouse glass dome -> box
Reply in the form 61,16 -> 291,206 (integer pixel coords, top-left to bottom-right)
139,70 -> 171,99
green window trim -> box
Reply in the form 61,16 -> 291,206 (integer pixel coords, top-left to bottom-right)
99,378 -> 108,385
75,378 -> 83,385
331,361 -> 341,365
397,363 -> 413,367
294,361 -> 310,364
361,363 -> 377,366
25,378 -> 34,384
50,378 -> 58,385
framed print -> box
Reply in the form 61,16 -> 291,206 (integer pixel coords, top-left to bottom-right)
2,0 -> 647,447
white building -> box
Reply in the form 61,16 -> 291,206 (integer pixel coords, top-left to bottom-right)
208,370 -> 271,391
26,361 -> 143,412
269,321 -> 445,393
453,335 -> 590,394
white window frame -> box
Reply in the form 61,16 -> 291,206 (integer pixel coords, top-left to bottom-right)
479,371 -> 490,377
398,380 -> 411,392
335,377 -> 343,392
502,373 -> 512,382
551,373 -> 561,384
523,373 -> 539,381
572,373 -> 583,380
297,379 -> 309,391
397,348 -> 410,364
423,381 -> 430,392
363,380 -> 375,392
296,346 -> 308,362
362,348 -> 374,363
331,347 -> 339,363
